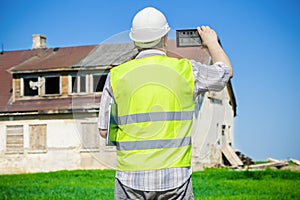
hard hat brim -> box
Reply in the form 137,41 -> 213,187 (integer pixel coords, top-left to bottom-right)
129,26 -> 170,43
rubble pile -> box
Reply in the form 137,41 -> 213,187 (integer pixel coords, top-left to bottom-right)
235,151 -> 254,166
248,158 -> 300,171
222,149 -> 300,171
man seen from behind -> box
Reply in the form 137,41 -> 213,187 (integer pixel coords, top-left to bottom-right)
98,7 -> 233,200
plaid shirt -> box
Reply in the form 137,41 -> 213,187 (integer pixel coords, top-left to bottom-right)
98,49 -> 230,191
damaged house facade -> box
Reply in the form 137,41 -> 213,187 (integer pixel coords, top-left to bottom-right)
0,34 -> 237,174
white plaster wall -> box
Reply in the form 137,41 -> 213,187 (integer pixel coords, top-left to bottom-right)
0,118 -> 102,174
47,119 -> 81,148
0,123 -> 5,152
192,88 -> 235,170
0,88 -> 235,174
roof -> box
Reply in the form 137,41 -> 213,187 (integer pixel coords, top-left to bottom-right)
76,41 -> 212,68
0,45 -> 95,113
77,43 -> 138,67
0,41 -> 236,116
167,40 -> 212,64
0,50 -> 44,112
8,45 -> 95,73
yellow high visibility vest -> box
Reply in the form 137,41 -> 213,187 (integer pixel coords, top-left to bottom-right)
110,55 -> 195,171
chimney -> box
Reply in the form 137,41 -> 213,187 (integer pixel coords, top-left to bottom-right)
32,34 -> 47,49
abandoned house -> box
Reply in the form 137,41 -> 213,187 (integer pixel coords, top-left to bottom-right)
0,34 -> 237,174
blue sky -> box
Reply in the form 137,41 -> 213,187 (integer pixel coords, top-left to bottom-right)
1,0 -> 300,161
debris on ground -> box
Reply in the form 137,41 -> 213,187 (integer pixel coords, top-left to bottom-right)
245,157 -> 300,171
222,149 -> 300,171
248,158 -> 288,170
235,150 -> 254,166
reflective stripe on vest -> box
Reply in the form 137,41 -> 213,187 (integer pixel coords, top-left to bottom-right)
110,55 -> 195,171
117,111 -> 193,125
116,136 -> 191,151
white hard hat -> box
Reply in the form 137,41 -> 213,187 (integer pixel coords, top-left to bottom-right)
129,7 -> 170,43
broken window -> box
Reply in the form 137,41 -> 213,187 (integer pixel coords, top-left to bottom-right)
209,97 -> 223,105
6,125 -> 24,154
92,73 -> 108,92
71,76 -> 77,93
70,75 -> 87,94
29,124 -> 47,152
81,122 -> 99,150
221,125 -> 226,136
23,77 -> 39,96
44,76 -> 60,95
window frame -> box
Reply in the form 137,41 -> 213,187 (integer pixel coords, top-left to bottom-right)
28,124 -> 47,154
69,74 -> 89,95
80,122 -> 100,152
5,125 -> 24,154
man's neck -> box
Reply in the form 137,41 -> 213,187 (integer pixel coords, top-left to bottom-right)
136,49 -> 166,59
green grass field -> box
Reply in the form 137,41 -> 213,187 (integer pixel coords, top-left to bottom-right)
0,168 -> 299,200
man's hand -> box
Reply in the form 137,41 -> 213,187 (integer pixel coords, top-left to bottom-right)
99,129 -> 107,138
197,26 -> 233,78
197,26 -> 218,48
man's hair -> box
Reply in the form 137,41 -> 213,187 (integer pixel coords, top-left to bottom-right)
135,36 -> 166,51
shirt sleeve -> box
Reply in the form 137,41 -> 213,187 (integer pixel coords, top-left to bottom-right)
98,73 -> 114,129
191,60 -> 231,94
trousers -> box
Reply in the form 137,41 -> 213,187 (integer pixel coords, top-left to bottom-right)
114,177 -> 194,200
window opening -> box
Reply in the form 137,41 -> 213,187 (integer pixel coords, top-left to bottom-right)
23,77 -> 39,96
79,76 -> 86,93
44,76 -> 60,95
92,73 -> 107,92
71,74 -> 87,94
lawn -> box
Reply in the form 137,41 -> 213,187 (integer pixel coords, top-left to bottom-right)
0,168 -> 299,199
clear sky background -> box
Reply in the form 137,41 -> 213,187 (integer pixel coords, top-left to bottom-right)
1,0 -> 300,161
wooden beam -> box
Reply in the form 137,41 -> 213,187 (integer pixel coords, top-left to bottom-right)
267,158 -> 280,163
290,158 -> 300,166
221,145 -> 243,167
249,160 -> 288,170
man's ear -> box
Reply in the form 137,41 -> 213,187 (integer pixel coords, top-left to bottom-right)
164,35 -> 168,48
